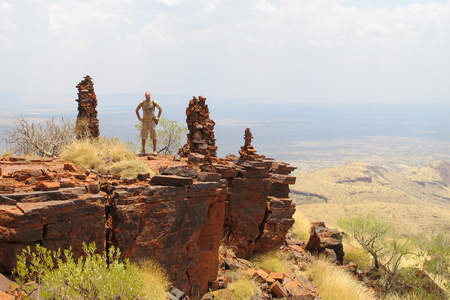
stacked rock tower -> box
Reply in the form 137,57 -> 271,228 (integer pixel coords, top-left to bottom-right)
75,75 -> 99,138
179,96 -> 218,157
238,128 -> 264,160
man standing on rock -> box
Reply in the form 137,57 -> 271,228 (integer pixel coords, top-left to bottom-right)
135,91 -> 162,155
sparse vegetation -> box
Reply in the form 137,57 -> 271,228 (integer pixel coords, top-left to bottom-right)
3,116 -> 76,157
13,243 -> 146,299
400,233 -> 450,299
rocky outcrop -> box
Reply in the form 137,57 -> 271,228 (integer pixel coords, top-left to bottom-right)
0,95 -> 297,299
0,150 -> 297,298
75,75 -> 99,138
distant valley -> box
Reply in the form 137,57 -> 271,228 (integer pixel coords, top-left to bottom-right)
291,160 -> 450,237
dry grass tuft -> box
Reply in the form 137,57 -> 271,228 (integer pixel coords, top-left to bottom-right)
60,139 -> 104,170
111,159 -> 149,179
60,137 -> 140,174
138,259 -> 172,300
304,257 -> 376,300
251,251 -> 286,273
291,209 -> 312,242
226,270 -> 261,300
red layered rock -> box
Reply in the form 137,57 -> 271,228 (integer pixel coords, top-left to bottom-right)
305,221 -> 344,265
0,194 -> 105,273
218,129 -> 297,258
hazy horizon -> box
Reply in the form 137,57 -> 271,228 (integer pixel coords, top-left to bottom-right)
1,91 -> 449,172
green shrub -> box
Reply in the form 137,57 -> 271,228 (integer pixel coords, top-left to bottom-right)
13,243 -> 145,299
111,159 -> 149,179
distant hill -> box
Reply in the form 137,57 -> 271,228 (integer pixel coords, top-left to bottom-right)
291,161 -> 450,236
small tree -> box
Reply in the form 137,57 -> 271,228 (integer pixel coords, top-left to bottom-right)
135,116 -> 187,155
338,213 -> 393,269
3,116 -> 76,157
339,214 -> 415,293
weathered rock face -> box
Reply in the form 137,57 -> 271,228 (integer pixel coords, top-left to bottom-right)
0,191 -> 105,273
107,178 -> 227,296
75,75 -> 99,138
179,96 -> 217,158
305,221 -> 344,265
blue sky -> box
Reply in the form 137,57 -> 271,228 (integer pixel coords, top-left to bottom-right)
0,0 -> 449,105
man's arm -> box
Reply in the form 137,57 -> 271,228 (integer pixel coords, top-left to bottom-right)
155,103 -> 163,120
135,103 -> 143,121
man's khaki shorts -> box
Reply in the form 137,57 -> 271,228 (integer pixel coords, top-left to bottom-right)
141,121 -> 156,140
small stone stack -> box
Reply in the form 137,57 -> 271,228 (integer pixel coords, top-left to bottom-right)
179,96 -> 217,157
75,75 -> 99,138
238,128 -> 264,160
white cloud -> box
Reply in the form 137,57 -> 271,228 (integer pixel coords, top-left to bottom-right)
0,1 -> 16,49
0,0 -> 449,104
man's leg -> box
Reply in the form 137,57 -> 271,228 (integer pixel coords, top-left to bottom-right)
153,139 -> 157,155
141,139 -> 146,153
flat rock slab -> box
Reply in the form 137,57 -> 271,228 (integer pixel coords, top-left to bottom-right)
150,175 -> 194,186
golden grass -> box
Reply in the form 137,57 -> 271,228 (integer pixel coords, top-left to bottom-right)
138,259 -> 172,300
96,137 -> 136,161
291,209 -> 312,242
60,137 -> 141,175
60,138 -> 104,170
303,257 -> 376,300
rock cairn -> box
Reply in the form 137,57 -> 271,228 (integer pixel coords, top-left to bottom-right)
179,96 -> 217,158
75,75 -> 99,138
238,128 -> 264,160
